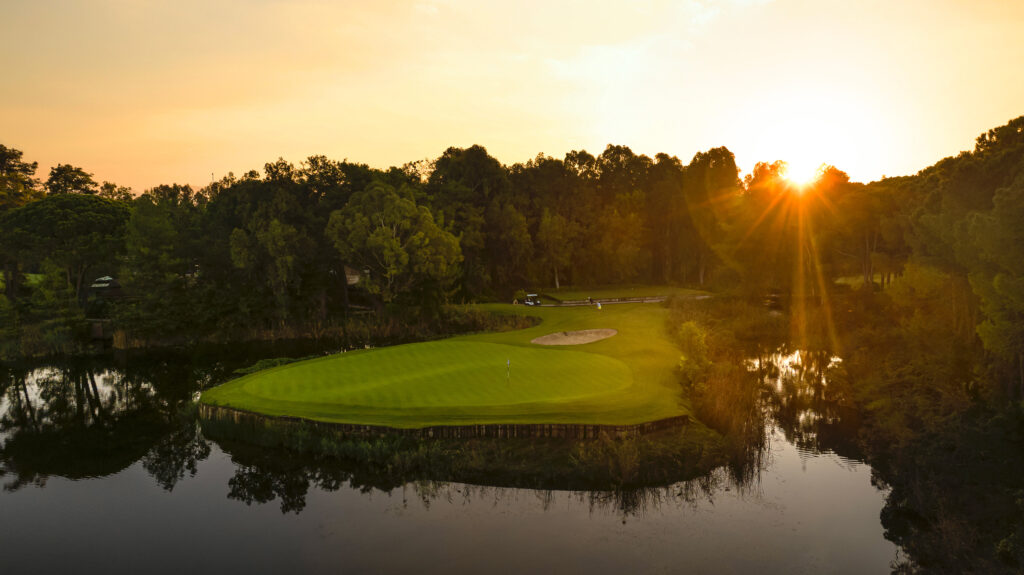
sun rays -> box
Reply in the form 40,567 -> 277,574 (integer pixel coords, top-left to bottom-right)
781,160 -> 825,188
727,161 -> 843,353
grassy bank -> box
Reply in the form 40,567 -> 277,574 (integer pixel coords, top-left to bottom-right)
201,302 -> 690,427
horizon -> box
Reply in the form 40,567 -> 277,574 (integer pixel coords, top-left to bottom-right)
3,0 -> 1023,192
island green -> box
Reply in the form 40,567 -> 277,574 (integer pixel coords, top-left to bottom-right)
200,303 -> 688,428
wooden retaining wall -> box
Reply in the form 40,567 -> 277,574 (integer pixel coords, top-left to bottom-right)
198,403 -> 689,440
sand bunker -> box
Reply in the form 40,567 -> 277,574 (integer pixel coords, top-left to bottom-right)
531,329 -> 618,345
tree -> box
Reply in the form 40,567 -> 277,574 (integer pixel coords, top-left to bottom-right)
298,156 -> 385,320
427,145 -> 509,298
485,200 -> 532,290
0,145 -> 42,298
227,216 -> 315,327
594,202 -> 646,283
117,194 -> 192,336
45,164 -> 98,195
0,292 -> 19,359
99,181 -> 133,202
971,180 -> 1024,398
326,182 -> 461,307
201,162 -> 335,330
255,219 -> 313,318
595,144 -> 651,205
731,160 -> 792,294
535,209 -> 574,289
21,260 -> 85,354
428,145 -> 510,204
646,153 -> 687,282
0,193 -> 129,300
0,145 -> 41,213
685,147 -> 741,286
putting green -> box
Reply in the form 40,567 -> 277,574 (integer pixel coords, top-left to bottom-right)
201,303 -> 690,427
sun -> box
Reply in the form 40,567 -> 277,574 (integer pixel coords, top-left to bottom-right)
782,159 -> 824,188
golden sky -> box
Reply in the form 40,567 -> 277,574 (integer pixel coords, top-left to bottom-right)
2,0 -> 1023,191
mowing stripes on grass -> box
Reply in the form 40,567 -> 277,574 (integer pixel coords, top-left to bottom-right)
201,303 -> 692,427
242,342 -> 630,407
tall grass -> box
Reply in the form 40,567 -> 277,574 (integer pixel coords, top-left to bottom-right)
666,294 -> 778,483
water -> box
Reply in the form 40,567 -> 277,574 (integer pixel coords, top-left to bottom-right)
0,345 -> 900,574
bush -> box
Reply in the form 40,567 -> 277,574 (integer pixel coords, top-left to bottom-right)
673,320 -> 710,389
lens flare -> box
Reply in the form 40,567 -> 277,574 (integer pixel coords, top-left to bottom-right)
782,160 -> 824,188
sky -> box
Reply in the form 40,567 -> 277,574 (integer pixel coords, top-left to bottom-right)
2,0 -> 1023,192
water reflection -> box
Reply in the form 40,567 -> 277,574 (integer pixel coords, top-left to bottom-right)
747,345 -> 864,462
213,435 -> 735,517
0,344 -> 898,573
0,341 -> 356,492
0,342 -> 867,509
1,363 -> 173,489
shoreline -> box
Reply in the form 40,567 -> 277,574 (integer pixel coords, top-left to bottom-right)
198,403 -> 690,440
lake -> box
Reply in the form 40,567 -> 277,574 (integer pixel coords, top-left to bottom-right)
0,344 -> 899,574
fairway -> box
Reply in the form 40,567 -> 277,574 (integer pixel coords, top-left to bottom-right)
201,303 -> 690,427
544,284 -> 708,301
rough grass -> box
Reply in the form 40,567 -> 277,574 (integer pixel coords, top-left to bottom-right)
0,273 -> 43,291
201,303 -> 691,428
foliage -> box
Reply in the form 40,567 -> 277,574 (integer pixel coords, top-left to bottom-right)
672,320 -> 710,389
0,293 -> 19,359
19,260 -> 86,356
535,209 -> 574,288
326,181 -> 462,307
0,144 -> 41,213
0,193 -> 128,299
45,164 -> 98,195
98,181 -> 134,202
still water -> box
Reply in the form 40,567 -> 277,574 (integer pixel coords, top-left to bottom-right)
0,345 -> 899,574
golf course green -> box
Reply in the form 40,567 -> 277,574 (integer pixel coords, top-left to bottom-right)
545,284 -> 707,301
200,303 -> 690,428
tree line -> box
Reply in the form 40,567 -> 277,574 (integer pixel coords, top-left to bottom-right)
0,141 -> 748,354
1,117 -> 1022,380
3,115 -> 1024,568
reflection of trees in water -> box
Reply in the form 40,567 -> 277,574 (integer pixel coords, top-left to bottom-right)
215,437 -> 738,517
206,343 -> 868,517
700,342 -> 865,494
1,364 -> 151,435
220,439 -> 360,514
0,344 -> 324,491
746,345 -> 864,463
0,341 -> 870,518
0,359 -> 211,492
403,480 -> 720,520
141,418 -> 211,491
